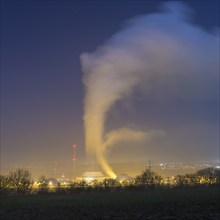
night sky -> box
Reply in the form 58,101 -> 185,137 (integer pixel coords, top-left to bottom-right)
1,0 -> 219,178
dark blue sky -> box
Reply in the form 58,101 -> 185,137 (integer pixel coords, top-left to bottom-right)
1,0 -> 219,178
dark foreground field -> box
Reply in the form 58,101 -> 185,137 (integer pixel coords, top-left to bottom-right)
0,186 -> 219,220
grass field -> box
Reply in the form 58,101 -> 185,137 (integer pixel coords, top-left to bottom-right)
0,186 -> 219,219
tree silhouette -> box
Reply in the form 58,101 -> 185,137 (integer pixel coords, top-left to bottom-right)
196,167 -> 219,184
0,175 -> 10,194
38,175 -> 49,194
135,169 -> 162,187
8,168 -> 32,194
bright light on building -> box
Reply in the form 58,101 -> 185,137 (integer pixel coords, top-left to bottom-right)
85,177 -> 94,182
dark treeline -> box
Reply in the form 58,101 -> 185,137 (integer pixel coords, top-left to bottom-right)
0,167 -> 220,195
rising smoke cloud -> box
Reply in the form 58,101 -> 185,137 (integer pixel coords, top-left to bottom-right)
80,2 -> 219,178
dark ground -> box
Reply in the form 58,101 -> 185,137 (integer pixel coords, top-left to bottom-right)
0,186 -> 219,220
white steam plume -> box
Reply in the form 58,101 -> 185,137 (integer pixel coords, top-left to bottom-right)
81,2 -> 219,178
103,128 -> 165,150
